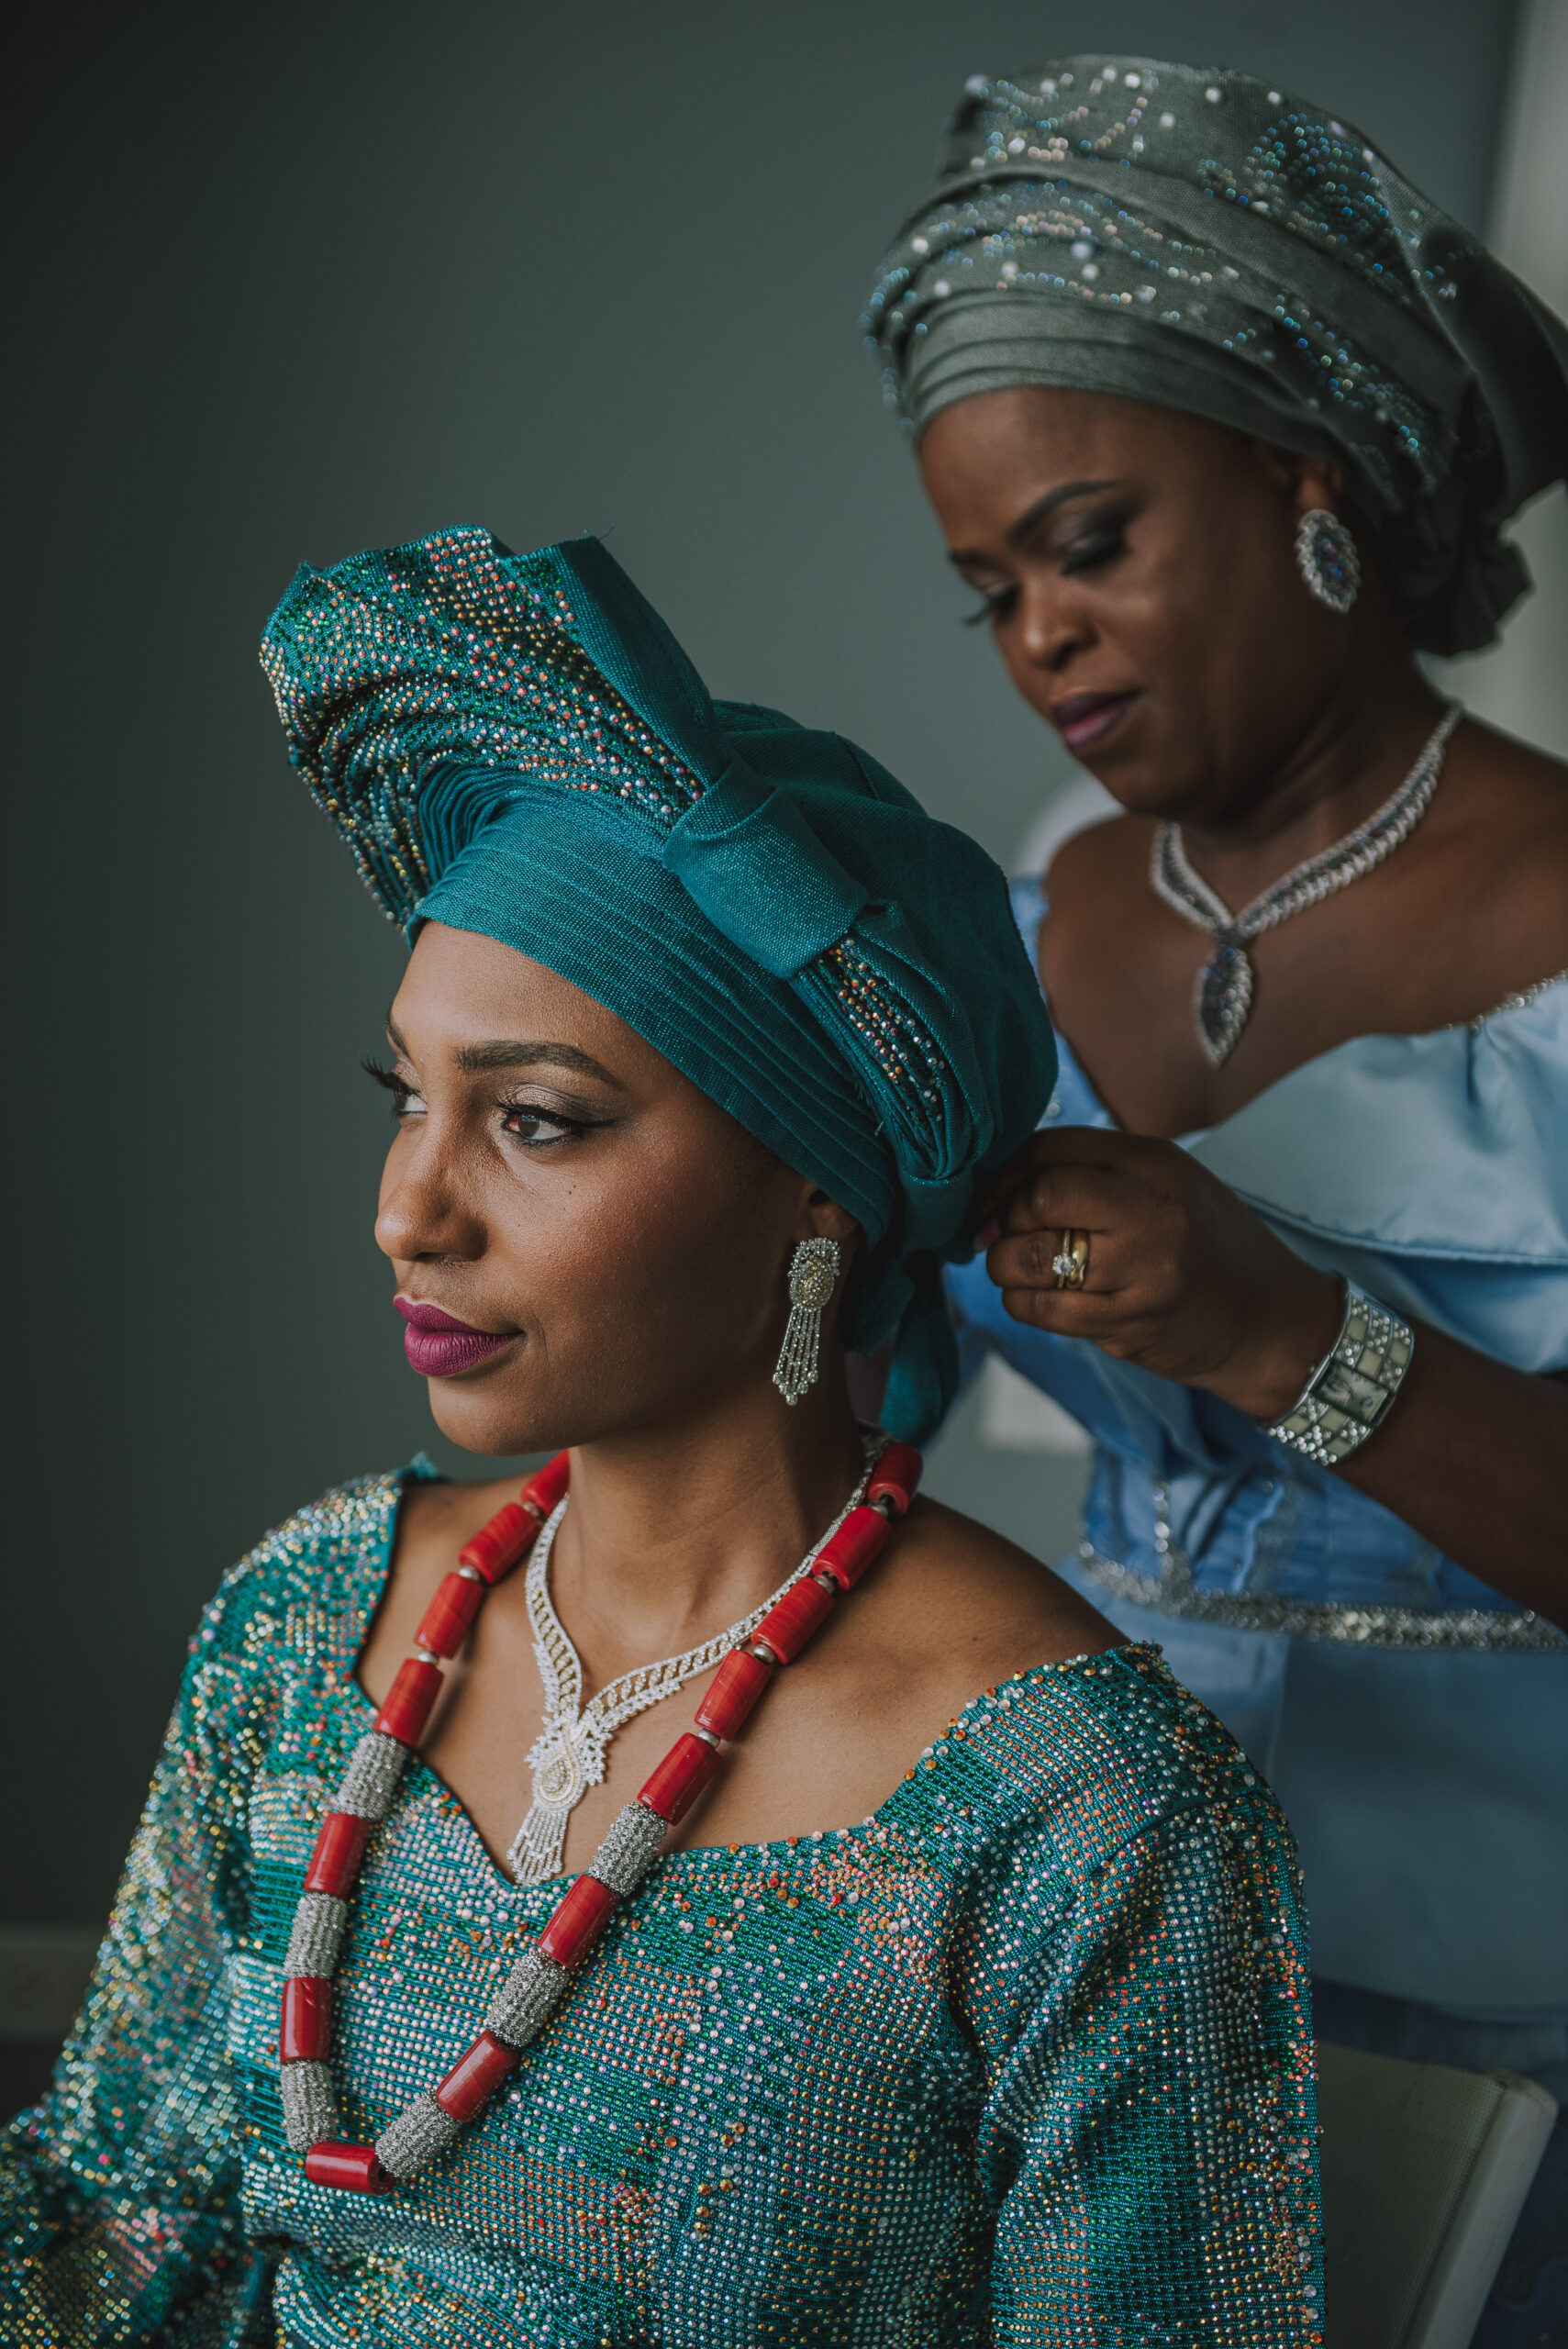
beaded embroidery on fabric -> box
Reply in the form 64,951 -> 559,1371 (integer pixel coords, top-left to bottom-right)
0,1468 -> 1325,2344
261,528 -> 706,917
261,527 -> 962,1168
864,67 -> 1450,495
863,55 -> 1568,658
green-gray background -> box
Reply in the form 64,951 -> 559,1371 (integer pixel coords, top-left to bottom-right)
6,0 -> 1517,1931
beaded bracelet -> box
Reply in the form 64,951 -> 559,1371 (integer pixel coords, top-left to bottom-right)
1262,1280 -> 1414,1467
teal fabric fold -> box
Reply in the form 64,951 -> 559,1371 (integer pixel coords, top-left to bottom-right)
662,763 -> 869,978
261,525 -> 1056,1442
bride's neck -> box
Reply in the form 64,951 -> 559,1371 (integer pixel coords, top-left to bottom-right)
546,1375 -> 870,1658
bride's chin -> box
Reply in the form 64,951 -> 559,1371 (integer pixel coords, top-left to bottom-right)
425,1372 -> 548,1458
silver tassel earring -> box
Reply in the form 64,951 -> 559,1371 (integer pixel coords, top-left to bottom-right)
1295,507 -> 1360,614
773,1237 -> 840,1405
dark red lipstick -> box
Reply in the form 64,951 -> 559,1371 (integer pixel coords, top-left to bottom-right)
394,1297 -> 517,1378
1051,690 -> 1136,752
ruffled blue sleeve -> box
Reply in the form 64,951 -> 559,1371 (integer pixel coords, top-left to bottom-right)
1187,980 -> 1568,1374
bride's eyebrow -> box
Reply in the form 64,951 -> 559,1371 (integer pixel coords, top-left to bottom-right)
383,1018 -> 625,1089
453,1039 -> 626,1088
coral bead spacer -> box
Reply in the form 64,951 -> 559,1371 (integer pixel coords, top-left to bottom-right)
695,1647 -> 774,1741
305,1812 -> 373,1898
866,1441 -> 923,1520
374,1656 -> 443,1744
280,1977 -> 332,2063
305,2142 -> 390,2194
813,1504 -> 889,1593
639,1732 -> 723,1826
752,1575 -> 836,1664
417,1570 -> 486,1658
538,1874 -> 621,1967
434,2031 -> 521,2123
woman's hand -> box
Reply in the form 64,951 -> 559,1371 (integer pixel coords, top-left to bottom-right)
977,1123 -> 1567,1619
980,1127 -> 1343,1421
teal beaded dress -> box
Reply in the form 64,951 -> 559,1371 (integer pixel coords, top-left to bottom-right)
1,1469 -> 1323,2344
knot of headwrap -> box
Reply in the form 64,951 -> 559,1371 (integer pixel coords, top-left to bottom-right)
663,767 -> 869,979
261,525 -> 1056,1444
864,55 -> 1568,655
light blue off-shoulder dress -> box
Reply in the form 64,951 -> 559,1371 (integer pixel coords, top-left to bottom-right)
950,884 -> 1568,2071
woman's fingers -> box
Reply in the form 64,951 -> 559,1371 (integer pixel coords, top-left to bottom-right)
995,1282 -> 1149,1339
982,1122 -> 1348,1418
964,1123 -> 1168,1244
999,1160 -> 1140,1240
987,1219 -> 1140,1297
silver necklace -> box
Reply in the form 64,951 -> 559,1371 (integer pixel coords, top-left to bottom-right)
1151,704 -> 1462,1067
507,1438 -> 881,1884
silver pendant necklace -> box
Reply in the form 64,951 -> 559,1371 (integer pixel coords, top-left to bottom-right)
1150,703 -> 1462,1067
507,1438 -> 880,1884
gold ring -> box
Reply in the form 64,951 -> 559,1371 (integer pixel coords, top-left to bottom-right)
1052,1230 -> 1090,1290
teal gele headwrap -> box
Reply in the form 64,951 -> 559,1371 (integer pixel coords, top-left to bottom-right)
261,525 -> 1056,1443
865,56 -> 1568,655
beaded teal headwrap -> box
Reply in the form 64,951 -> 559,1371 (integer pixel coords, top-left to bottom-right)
261,526 -> 1055,1443
864,56 -> 1568,655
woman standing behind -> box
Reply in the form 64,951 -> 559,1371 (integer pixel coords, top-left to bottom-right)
864,51 -> 1567,2320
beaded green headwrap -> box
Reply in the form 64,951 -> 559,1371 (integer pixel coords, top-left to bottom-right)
261,526 -> 1056,1444
864,55 -> 1568,655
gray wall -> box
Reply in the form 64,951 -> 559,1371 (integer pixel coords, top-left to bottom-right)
6,0 -> 1516,1929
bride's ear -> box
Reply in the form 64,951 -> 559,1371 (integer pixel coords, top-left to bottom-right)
799,1184 -> 860,1248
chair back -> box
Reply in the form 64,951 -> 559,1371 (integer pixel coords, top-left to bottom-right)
1317,2039 -> 1556,2348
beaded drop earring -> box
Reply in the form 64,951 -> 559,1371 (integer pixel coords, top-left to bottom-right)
1295,507 -> 1361,615
773,1237 -> 840,1405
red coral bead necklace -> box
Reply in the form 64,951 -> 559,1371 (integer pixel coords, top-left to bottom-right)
279,1433 -> 924,2193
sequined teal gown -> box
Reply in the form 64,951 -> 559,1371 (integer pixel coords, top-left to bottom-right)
1,1469 -> 1323,2344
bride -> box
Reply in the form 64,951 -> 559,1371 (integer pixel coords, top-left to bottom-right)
1,525 -> 1321,2346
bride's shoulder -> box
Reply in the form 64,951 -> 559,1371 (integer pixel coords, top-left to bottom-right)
850,1493 -> 1123,1719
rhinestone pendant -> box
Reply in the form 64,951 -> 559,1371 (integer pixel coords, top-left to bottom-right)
533,1737 -> 583,1811
508,1728 -> 594,1884
1195,935 -> 1254,1066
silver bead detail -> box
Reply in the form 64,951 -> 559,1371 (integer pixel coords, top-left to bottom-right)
484,1945 -> 569,2048
284,1891 -> 349,1978
588,1802 -> 668,1898
280,2059 -> 338,2154
374,2090 -> 461,2181
334,1731 -> 408,1821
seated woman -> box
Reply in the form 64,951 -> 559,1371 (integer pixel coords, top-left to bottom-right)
1,528 -> 1318,2343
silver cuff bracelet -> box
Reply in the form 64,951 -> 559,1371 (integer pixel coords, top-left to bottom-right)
1262,1280 -> 1414,1467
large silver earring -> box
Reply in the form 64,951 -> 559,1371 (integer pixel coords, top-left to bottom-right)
1295,507 -> 1360,614
773,1237 -> 840,1406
